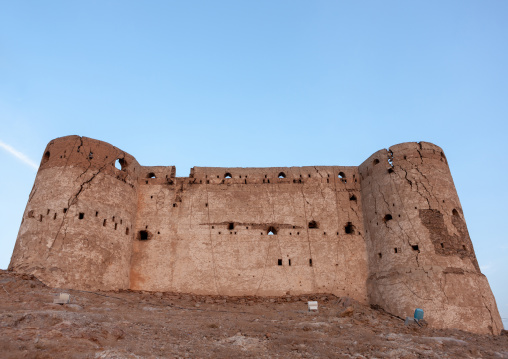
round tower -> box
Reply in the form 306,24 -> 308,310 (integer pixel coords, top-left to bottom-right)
359,142 -> 502,335
9,136 -> 140,291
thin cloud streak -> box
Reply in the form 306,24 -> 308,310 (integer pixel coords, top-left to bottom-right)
0,140 -> 38,170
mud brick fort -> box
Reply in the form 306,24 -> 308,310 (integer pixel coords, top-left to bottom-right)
9,136 -> 503,334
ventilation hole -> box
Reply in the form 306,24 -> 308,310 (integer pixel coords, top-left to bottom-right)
462,245 -> 466,250
46,209 -> 50,215
338,172 -> 346,179
440,243 -> 444,248
103,219 -> 107,227
373,159 -> 380,165
211,226 -> 214,229
39,214 -> 43,222
146,181 -> 148,184
53,213 -> 57,220
228,223 -> 234,230
394,248 -> 398,253
378,253 -> 382,259
114,223 -> 117,230
327,179 -> 329,183
297,232 -> 300,235
323,232 -> 326,235
308,220 -> 318,229
388,168 -> 394,173
278,172 -> 286,178
278,259 -> 282,266
150,196 -> 153,199
225,173 -> 232,178
267,226 -> 277,235
288,259 -> 291,266
411,245 -> 419,251
309,259 -> 313,267
205,203 -> 208,207
79,213 -> 84,220
308,174 -> 311,178
452,209 -> 459,216
147,172 -> 156,178
383,214 -> 393,222
173,203 -> 176,207
350,194 -> 357,202
139,230 -> 149,240
246,226 -> 248,229
158,231 -> 160,234
219,232 -> 221,234
63,208 -> 68,213
207,180 -> 210,184
345,222 -> 354,234
95,211 -> 98,217
88,151 -> 93,159
126,227 -> 129,235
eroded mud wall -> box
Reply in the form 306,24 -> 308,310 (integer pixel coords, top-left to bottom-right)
359,142 -> 502,334
129,166 -> 369,301
9,136 -> 140,290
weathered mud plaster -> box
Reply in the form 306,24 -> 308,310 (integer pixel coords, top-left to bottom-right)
9,136 -> 503,335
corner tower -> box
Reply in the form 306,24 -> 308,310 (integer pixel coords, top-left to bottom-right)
9,136 -> 140,290
359,142 -> 502,334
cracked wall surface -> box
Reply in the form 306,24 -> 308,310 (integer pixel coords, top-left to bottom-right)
358,141 -> 502,335
9,136 -> 503,335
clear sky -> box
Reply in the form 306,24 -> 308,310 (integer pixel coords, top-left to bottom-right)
0,1 -> 506,328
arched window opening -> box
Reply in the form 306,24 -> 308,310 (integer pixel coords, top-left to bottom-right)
350,194 -> 357,202
338,172 -> 346,179
308,220 -> 318,229
42,151 -> 50,164
373,159 -> 380,165
452,209 -> 459,216
267,226 -> 277,235
147,173 -> 156,179
278,172 -> 286,179
224,173 -> 232,179
115,158 -> 126,171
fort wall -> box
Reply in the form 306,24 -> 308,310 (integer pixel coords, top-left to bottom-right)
9,136 -> 503,335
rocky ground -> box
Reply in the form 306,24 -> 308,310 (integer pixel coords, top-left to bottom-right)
0,270 -> 507,358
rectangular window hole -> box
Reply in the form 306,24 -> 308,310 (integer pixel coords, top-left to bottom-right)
278,259 -> 282,266
288,259 -> 291,266
103,219 -> 107,227
228,222 -> 234,230
309,259 -> 313,267
79,213 -> 84,220
411,245 -> 419,251
378,253 -> 382,259
95,211 -> 99,217
394,248 -> 398,253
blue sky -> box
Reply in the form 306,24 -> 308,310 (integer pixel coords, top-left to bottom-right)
0,1 -> 506,328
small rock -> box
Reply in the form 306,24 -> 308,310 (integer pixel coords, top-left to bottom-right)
339,306 -> 354,317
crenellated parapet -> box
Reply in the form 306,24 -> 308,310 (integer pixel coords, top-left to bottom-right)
8,136 -> 503,335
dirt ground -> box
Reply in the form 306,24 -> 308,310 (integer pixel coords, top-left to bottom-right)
0,270 -> 506,358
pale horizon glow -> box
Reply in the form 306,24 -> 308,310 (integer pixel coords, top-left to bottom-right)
0,140 -> 38,170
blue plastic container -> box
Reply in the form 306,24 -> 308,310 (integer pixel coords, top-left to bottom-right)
414,308 -> 424,320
